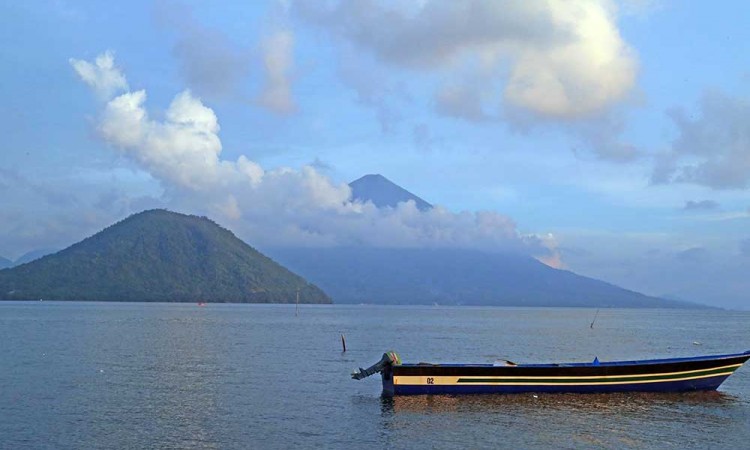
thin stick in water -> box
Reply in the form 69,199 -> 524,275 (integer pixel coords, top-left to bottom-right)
590,309 -> 600,329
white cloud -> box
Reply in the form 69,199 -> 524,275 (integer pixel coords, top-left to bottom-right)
72,52 -> 556,260
69,50 -> 128,99
295,0 -> 637,119
258,30 -> 297,115
504,1 -> 637,118
99,89 -> 233,190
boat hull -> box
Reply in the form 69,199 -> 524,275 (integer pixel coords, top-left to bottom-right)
381,352 -> 750,397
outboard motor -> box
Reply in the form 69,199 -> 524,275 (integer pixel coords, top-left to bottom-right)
351,351 -> 401,380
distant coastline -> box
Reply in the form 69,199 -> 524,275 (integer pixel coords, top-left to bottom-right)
1,209 -> 709,309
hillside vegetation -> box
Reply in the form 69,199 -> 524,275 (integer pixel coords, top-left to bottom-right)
0,210 -> 330,303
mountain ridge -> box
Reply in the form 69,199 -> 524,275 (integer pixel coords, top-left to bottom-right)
349,174 -> 432,211
0,178 -> 707,308
0,210 -> 330,303
14,248 -> 59,266
266,247 -> 706,308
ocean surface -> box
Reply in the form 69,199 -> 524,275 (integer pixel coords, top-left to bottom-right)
1,302 -> 749,449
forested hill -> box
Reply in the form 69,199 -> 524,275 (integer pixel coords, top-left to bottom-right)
0,210 -> 330,303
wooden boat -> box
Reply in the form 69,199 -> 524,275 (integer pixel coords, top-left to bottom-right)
352,351 -> 750,396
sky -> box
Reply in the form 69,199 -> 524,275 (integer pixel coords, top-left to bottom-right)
1,0 -> 749,308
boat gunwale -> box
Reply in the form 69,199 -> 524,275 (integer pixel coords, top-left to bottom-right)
395,350 -> 750,369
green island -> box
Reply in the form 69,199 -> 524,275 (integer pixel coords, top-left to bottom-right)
0,209 -> 330,303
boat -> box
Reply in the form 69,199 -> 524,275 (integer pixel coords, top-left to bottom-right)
352,350 -> 750,396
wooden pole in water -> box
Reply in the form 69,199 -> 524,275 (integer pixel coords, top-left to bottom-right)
341,334 -> 347,352
590,308 -> 600,329
295,288 -> 300,317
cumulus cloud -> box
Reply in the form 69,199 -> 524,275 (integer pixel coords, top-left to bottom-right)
99,89 -> 242,190
69,50 -> 128,99
257,30 -> 297,114
295,0 -> 637,119
72,52 -> 556,260
503,2 -> 637,119
653,91 -> 750,189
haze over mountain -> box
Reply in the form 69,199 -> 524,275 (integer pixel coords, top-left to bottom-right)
0,249 -> 62,269
262,174 -> 704,308
0,175 -> 705,308
0,210 -> 330,303
267,247 -> 701,308
350,174 -> 432,211
14,248 -> 60,266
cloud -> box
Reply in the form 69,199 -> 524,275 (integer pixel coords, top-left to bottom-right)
569,112 -> 641,162
156,1 -> 298,112
0,168 -> 78,207
337,49 -> 406,133
653,91 -> 750,189
308,157 -> 333,173
72,52 -> 555,259
435,83 -> 490,122
683,200 -> 719,211
0,166 -> 162,259
257,30 -> 297,114
155,0 -> 251,100
295,0 -> 637,119
69,50 -> 128,99
99,89 -> 239,191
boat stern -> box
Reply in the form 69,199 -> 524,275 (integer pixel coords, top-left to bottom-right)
381,365 -> 395,397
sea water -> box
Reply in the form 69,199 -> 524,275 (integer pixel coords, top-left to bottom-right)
1,302 -> 748,449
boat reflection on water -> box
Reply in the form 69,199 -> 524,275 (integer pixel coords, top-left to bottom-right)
380,390 -> 738,416
377,391 -> 741,447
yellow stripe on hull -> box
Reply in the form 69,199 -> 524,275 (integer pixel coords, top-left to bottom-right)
393,363 -> 741,387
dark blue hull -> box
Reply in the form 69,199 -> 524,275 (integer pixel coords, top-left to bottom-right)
389,374 -> 731,396
376,351 -> 750,397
